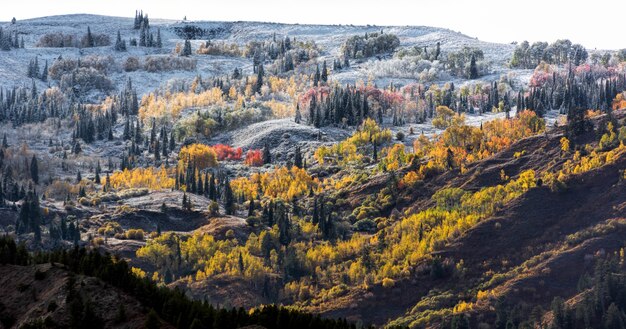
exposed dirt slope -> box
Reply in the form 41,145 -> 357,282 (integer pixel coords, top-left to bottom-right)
314,123 -> 626,326
0,263 -> 174,328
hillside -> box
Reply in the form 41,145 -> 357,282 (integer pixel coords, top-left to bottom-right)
0,14 -> 516,91
315,114 -> 626,326
0,262 -> 172,328
0,11 -> 626,329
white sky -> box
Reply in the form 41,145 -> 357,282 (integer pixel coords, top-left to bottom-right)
3,0 -> 625,50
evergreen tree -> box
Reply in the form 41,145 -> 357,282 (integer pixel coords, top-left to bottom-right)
232,67 -> 241,79
181,39 -> 192,56
114,31 -> 126,51
196,174 -> 203,195
161,128 -> 169,158
468,54 -> 478,79
263,142 -> 271,164
86,26 -> 94,47
73,141 -> 82,154
314,64 -> 320,86
154,138 -> 160,161
156,29 -> 162,48
373,142 -> 378,162
105,173 -> 111,191
238,252 -> 245,273
294,103 -> 302,124
308,97 -> 316,125
60,216 -> 67,240
278,210 -> 291,247
182,193 -> 190,211
294,146 -> 303,169
321,60 -> 328,83
139,26 -> 146,47
41,60 -> 48,82
208,174 -> 217,201
94,161 -> 101,184
255,64 -> 265,94
224,178 -> 235,215
446,147 -> 455,169
169,130 -> 176,152
30,155 -> 38,184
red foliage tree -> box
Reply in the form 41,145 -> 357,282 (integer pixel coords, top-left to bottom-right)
213,144 -> 243,161
244,150 -> 263,167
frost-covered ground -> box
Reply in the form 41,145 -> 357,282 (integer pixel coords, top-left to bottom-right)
0,14 -> 522,95
0,13 -> 560,166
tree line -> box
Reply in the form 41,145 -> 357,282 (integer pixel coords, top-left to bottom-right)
0,236 -> 365,329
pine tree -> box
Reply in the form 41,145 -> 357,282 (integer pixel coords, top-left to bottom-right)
139,27 -> 146,47
196,174 -> 203,195
294,103 -> 302,124
263,142 -> 271,164
181,39 -> 192,56
41,60 -> 48,82
469,54 -> 478,79
238,252 -> 245,273
182,193 -> 190,211
373,142 -> 378,162
446,147 -> 454,169
76,171 -> 82,183
162,129 -> 169,158
278,211 -> 291,247
154,138 -> 160,161
156,29 -> 162,48
60,216 -> 67,240
105,173 -> 111,191
232,67 -> 241,79
224,178 -> 235,215
314,64 -> 320,86
73,141 -> 82,154
30,155 -> 38,184
255,64 -> 265,94
321,60 -> 328,83
115,31 -> 126,51
169,130 -> 176,152
86,26 -> 94,47
208,174 -> 216,201
2,134 -> 7,148
94,161 -> 101,184
308,97 -> 316,125
294,146 -> 303,169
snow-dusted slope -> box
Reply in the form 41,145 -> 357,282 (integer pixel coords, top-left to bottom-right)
0,14 -> 516,96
